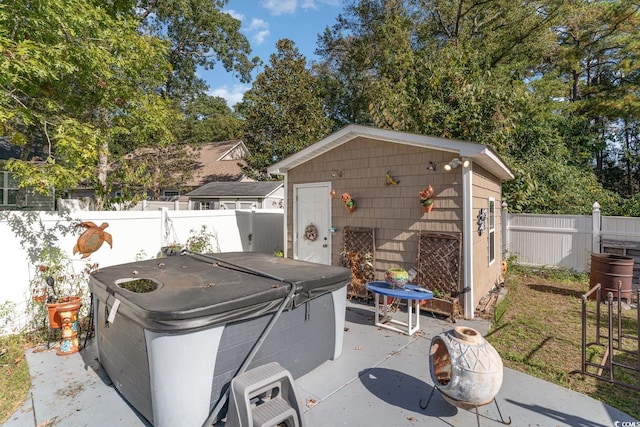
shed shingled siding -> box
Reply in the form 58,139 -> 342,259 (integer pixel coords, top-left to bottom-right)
287,137 -> 466,278
471,164 -> 504,309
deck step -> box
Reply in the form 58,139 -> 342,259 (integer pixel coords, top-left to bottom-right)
251,396 -> 298,427
226,362 -> 304,427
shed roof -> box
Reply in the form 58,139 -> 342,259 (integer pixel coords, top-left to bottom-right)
267,125 -> 514,180
186,181 -> 283,198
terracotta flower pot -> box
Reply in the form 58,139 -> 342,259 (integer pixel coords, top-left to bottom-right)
47,297 -> 81,328
422,203 -> 434,213
47,296 -> 82,355
346,204 -> 356,213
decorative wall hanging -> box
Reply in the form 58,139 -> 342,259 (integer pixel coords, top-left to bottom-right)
73,222 -> 113,258
419,185 -> 435,213
384,170 -> 399,186
341,193 -> 356,213
304,224 -> 319,241
477,208 -> 487,235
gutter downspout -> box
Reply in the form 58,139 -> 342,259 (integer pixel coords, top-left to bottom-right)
462,163 -> 474,319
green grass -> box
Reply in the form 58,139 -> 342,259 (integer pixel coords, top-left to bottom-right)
0,334 -> 31,424
487,266 -> 639,420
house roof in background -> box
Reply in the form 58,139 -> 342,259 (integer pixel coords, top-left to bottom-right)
0,137 -> 48,162
186,181 -> 283,198
185,140 -> 248,187
267,125 -> 514,180
0,138 -> 21,161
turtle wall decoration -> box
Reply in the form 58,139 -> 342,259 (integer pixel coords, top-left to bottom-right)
73,222 -> 113,258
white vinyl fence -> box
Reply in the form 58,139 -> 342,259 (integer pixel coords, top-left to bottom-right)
0,208 -> 283,334
503,202 -> 640,275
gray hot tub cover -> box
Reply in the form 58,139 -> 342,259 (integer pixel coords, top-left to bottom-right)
88,252 -> 351,332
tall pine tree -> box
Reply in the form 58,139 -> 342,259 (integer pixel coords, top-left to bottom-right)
238,39 -> 333,180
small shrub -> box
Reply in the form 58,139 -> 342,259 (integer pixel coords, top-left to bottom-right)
185,225 -> 220,254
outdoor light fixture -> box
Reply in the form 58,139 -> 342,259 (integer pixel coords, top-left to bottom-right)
331,170 -> 343,178
426,161 -> 437,171
444,158 -> 470,171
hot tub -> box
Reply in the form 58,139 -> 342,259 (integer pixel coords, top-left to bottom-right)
88,252 -> 350,426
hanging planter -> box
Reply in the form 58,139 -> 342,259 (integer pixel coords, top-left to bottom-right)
341,193 -> 356,213
419,185 -> 435,213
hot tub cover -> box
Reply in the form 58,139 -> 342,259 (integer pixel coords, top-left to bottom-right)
88,252 -> 350,332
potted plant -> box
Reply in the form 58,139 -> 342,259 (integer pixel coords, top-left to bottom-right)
159,225 -> 220,257
419,185 -> 435,213
185,225 -> 218,253
341,192 -> 357,213
29,247 -> 92,355
419,288 -> 462,321
159,243 -> 184,257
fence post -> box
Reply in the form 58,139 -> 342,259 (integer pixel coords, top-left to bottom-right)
249,206 -> 255,252
501,201 -> 509,260
160,207 -> 168,247
174,200 -> 180,211
592,202 -> 601,254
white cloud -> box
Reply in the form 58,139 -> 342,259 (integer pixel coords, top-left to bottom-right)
261,0 -> 297,15
209,84 -> 251,109
225,9 -> 244,21
301,0 -> 341,10
248,18 -> 268,31
253,30 -> 270,45
243,19 -> 270,46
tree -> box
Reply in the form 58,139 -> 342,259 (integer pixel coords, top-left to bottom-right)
178,93 -> 245,144
1,0 -> 170,209
109,94 -> 190,202
238,39 -> 333,180
552,1 -> 640,196
315,0 -> 627,214
1,0 -> 257,209
137,0 -> 258,100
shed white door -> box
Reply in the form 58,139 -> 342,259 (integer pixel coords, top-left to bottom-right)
294,182 -> 331,265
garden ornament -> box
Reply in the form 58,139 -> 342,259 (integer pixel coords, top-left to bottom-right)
73,222 -> 113,258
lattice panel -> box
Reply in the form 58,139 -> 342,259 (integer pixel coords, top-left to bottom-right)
416,232 -> 462,298
342,227 -> 375,299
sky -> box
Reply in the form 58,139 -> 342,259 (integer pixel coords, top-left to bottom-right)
200,0 -> 344,108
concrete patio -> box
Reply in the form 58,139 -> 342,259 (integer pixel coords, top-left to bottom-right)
4,299 -> 638,427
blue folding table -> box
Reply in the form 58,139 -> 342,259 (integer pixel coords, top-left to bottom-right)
365,281 -> 433,336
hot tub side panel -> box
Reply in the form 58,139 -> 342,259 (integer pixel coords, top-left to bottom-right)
209,290 -> 339,412
93,298 -> 154,423
94,286 -> 346,426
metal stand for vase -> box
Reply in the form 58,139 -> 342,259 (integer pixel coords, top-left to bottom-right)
420,387 -> 511,427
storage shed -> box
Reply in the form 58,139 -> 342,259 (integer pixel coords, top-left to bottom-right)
187,181 -> 284,210
267,125 -> 514,319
